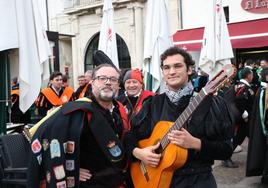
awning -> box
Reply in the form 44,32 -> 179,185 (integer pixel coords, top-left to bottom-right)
173,18 -> 268,51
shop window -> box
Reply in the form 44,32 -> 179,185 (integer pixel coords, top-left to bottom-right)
84,32 -> 131,71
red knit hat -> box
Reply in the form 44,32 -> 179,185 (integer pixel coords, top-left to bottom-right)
123,69 -> 143,84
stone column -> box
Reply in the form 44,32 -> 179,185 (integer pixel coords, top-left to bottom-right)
133,3 -> 144,69
70,15 -> 80,89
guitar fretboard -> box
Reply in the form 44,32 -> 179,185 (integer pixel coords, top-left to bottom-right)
159,89 -> 207,151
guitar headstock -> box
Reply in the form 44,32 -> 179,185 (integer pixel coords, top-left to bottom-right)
203,64 -> 235,94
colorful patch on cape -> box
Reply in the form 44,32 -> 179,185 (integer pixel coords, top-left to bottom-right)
66,160 -> 75,171
42,139 -> 49,151
56,180 -> 67,188
66,141 -> 75,154
37,154 -> 42,165
50,139 -> 61,158
107,140 -> 121,157
53,165 -> 65,180
31,139 -> 42,153
46,171 -> 51,183
67,177 -> 75,188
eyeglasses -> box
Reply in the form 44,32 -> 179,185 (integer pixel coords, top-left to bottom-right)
161,63 -> 183,73
94,76 -> 119,84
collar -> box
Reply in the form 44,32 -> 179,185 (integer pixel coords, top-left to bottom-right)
240,79 -> 250,86
125,89 -> 142,98
51,85 -> 61,95
261,82 -> 267,88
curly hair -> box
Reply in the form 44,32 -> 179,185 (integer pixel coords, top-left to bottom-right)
160,46 -> 195,70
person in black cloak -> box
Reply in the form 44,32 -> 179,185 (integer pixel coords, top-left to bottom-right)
246,67 -> 268,184
125,47 -> 233,188
27,50 -> 131,188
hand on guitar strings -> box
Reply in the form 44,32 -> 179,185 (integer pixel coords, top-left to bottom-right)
168,128 -> 201,151
132,143 -> 161,167
80,168 -> 92,182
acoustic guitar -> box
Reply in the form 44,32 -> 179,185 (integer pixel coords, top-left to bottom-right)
130,64 -> 235,188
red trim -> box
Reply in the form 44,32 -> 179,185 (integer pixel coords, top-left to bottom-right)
173,18 -> 268,51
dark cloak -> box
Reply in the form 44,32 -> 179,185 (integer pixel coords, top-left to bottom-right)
246,88 -> 268,177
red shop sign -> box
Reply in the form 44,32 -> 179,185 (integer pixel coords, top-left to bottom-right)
241,0 -> 268,13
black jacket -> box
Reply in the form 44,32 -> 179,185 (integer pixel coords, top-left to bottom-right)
246,87 -> 268,176
126,93 -> 233,183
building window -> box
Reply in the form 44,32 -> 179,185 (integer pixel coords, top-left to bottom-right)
84,32 -> 131,71
223,6 -> 229,23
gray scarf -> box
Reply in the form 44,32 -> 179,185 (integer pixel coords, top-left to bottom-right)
165,82 -> 194,105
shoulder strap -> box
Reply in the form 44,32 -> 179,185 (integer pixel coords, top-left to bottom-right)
133,90 -> 155,115
87,107 -> 125,166
61,87 -> 74,103
79,83 -> 90,99
11,89 -> 19,96
117,100 -> 130,131
41,88 -> 62,106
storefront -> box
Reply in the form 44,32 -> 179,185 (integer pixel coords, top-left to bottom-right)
173,18 -> 268,66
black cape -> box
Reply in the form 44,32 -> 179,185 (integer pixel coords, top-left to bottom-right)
28,99 -> 128,188
246,87 -> 268,176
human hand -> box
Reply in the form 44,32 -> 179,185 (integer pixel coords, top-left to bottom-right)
168,128 -> 201,150
79,168 -> 92,182
132,143 -> 161,167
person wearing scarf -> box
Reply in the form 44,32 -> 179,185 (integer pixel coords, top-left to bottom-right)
125,47 -> 233,188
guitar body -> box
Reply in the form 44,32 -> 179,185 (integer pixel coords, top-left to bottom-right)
130,121 -> 188,188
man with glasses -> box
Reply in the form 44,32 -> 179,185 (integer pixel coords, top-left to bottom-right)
127,47 -> 233,188
28,54 -> 130,187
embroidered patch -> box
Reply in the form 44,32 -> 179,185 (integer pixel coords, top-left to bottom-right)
66,141 -> 75,154
42,139 -> 49,151
66,160 -> 75,171
37,154 -> 42,165
46,171 -> 51,183
63,142 -> 67,153
31,139 -> 42,153
107,141 -> 121,157
67,176 -> 75,187
50,139 -> 61,158
56,180 -> 67,188
53,165 -> 65,180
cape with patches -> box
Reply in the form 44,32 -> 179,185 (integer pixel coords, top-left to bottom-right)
27,98 -> 129,188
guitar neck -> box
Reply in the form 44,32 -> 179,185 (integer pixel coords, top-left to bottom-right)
159,89 -> 208,152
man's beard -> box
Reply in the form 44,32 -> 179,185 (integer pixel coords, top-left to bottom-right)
98,88 -> 115,102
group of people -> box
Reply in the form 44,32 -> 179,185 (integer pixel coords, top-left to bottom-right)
218,58 -> 268,184
6,46 -> 264,187
25,47 -> 236,188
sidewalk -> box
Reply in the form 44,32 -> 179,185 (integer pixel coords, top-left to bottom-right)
213,139 -> 267,188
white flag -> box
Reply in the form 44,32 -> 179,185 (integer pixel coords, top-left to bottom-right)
98,0 -> 119,68
0,0 -> 51,112
0,0 -> 18,51
143,0 -> 173,92
199,0 -> 233,78
16,0 -> 51,112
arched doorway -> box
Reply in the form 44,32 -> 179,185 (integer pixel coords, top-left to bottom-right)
84,32 -> 131,71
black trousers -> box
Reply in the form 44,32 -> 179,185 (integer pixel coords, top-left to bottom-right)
170,170 -> 216,188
